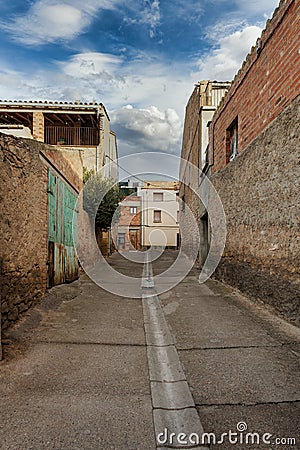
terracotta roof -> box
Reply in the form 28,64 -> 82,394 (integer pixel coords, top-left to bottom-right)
0,99 -> 111,120
0,99 -> 102,107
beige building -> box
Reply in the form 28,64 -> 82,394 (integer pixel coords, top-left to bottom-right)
139,181 -> 180,249
179,80 -> 230,265
0,100 -> 118,179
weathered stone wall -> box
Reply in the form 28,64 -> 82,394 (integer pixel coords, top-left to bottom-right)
211,95 -> 300,324
179,85 -> 200,195
0,133 -> 48,329
0,133 -> 83,330
77,197 -> 100,269
179,86 -> 201,260
40,145 -> 82,192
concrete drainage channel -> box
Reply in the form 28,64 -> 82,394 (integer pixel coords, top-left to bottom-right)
142,256 -> 208,450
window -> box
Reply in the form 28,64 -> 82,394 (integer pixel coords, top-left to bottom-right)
118,233 -> 125,245
153,210 -> 162,223
130,206 -> 137,215
153,192 -> 163,202
226,117 -> 238,162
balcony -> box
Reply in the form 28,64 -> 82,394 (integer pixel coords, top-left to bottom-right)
45,126 -> 99,147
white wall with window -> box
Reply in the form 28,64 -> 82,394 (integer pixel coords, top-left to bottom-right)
139,184 -> 179,248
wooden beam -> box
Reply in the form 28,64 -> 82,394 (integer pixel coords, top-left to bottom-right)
14,112 -> 32,126
49,113 -> 66,126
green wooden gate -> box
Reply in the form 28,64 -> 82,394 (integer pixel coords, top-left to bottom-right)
47,169 -> 78,287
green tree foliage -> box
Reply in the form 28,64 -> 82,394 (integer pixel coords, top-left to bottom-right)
83,168 -> 123,230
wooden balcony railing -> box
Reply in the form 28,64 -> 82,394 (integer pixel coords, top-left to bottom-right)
45,127 -> 99,146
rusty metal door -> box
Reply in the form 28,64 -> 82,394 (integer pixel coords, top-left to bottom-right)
47,169 -> 78,287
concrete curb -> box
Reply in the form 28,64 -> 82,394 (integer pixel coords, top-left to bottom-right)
142,290 -> 208,449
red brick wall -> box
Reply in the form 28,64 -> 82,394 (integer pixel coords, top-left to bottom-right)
118,196 -> 141,251
119,197 -> 141,227
210,0 -> 299,173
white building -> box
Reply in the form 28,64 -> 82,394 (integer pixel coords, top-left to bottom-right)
139,181 -> 180,249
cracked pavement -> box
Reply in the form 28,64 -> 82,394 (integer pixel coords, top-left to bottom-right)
0,250 -> 299,449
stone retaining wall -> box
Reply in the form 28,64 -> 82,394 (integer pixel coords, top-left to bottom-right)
211,95 -> 300,324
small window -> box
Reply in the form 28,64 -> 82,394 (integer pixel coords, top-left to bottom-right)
153,192 -> 163,202
130,206 -> 137,215
153,210 -> 162,223
118,233 -> 125,244
226,117 -> 238,162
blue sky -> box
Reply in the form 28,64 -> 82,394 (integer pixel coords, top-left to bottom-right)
0,0 -> 279,159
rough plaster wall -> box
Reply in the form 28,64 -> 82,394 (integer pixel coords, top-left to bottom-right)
0,133 -> 47,329
77,208 -> 100,269
179,86 -> 201,260
0,134 -> 83,330
211,95 -> 300,324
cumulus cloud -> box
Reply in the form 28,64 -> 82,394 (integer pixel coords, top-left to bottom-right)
110,105 -> 182,154
0,0 -> 119,45
197,25 -> 262,80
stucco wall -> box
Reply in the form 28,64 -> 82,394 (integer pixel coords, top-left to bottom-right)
211,95 -> 300,324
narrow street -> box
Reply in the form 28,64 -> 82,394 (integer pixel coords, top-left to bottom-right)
0,251 -> 299,449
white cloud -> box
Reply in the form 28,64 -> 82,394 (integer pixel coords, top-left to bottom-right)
0,0 -> 119,45
61,52 -> 126,91
209,0 -> 278,18
234,0 -> 279,17
143,0 -> 160,38
124,0 -> 160,38
170,0 -> 204,23
0,52 -> 185,158
197,25 -> 263,80
110,105 -> 182,154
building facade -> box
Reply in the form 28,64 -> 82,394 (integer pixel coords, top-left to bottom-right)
179,81 -> 230,265
179,0 -> 300,324
0,100 -> 118,179
139,182 -> 180,249
208,0 -> 299,173
0,132 -> 88,338
117,195 -> 142,251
